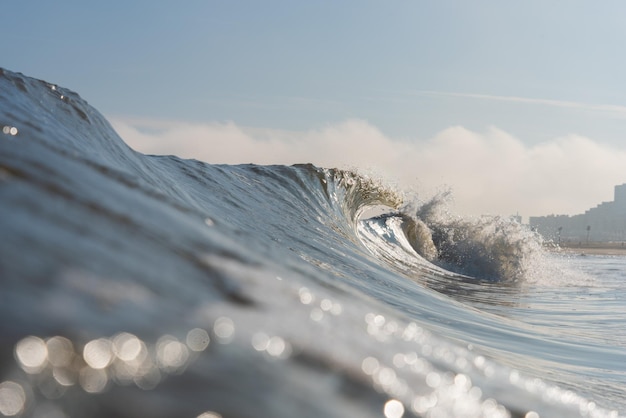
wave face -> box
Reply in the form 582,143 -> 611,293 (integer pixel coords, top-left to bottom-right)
1,68 -> 624,417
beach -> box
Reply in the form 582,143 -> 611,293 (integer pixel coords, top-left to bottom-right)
554,241 -> 626,256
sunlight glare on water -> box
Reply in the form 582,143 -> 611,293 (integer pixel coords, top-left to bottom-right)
83,339 -> 113,369
213,317 -> 235,343
112,333 -> 143,362
15,336 -> 48,374
4,325 -> 222,410
79,367 -> 108,394
3,68 -> 625,418
1,125 -> 18,136
186,328 -> 210,352
46,337 -> 74,368
0,381 -> 26,417
197,412 -> 222,418
156,335 -> 189,373
383,399 -> 405,418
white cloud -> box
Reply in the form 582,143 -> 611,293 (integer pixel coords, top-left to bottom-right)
110,116 -> 626,220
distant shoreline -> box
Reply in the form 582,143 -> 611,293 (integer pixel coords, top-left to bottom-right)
548,241 -> 626,256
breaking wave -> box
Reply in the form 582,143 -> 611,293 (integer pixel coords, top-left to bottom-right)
1,68 -> 623,417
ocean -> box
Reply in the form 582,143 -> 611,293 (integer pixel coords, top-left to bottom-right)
0,68 -> 624,418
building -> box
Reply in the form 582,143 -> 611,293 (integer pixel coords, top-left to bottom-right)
529,184 -> 626,243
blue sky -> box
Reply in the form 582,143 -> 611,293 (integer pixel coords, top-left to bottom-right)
3,1 -> 626,217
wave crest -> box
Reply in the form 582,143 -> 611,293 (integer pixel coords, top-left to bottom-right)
407,194 -> 545,282
307,166 -> 404,223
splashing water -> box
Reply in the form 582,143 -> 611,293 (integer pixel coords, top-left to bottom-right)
0,68 -> 624,417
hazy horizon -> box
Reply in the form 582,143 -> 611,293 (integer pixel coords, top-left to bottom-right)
111,116 -> 625,220
3,1 -> 625,219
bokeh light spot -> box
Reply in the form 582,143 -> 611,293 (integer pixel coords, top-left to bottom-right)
46,337 -> 74,368
320,298 -> 333,311
310,308 -> 324,321
186,328 -> 210,352
15,336 -> 48,373
2,126 -> 18,136
251,333 -> 270,352
52,367 -> 76,387
361,357 -> 380,375
79,368 -> 108,393
426,372 -> 441,388
266,336 -> 288,358
298,287 -> 314,304
213,317 -> 235,343
384,399 -> 405,418
0,381 -> 26,416
112,333 -> 142,362
156,336 -> 189,372
83,339 -> 113,369
197,412 -> 222,418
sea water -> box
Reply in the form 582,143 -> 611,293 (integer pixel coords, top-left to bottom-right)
0,68 -> 624,417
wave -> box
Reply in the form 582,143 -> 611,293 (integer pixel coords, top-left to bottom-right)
1,68 -> 622,417
0,67 -> 543,285
353,196 -> 546,289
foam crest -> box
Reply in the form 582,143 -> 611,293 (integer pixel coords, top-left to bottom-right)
319,167 -> 404,223
403,193 -> 546,283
